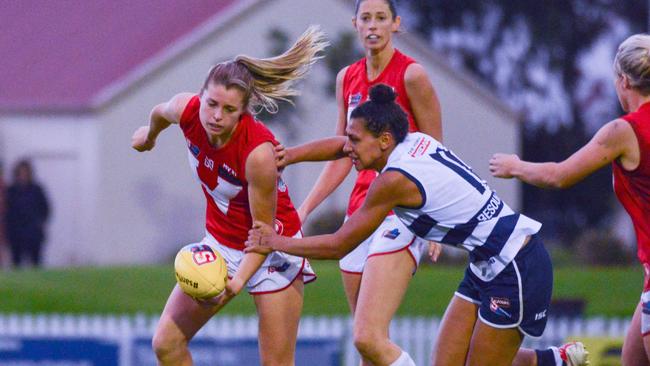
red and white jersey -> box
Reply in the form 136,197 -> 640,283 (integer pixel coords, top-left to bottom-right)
179,95 -> 301,250
614,101 -> 650,264
342,49 -> 418,215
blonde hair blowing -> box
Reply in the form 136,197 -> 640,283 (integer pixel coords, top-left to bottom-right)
614,33 -> 650,95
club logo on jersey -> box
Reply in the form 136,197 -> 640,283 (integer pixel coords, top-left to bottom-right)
268,262 -> 290,274
188,142 -> 200,157
190,245 -> 217,265
382,228 -> 401,240
489,297 -> 512,318
204,156 -> 214,171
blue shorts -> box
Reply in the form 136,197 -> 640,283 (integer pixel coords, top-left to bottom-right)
455,235 -> 552,337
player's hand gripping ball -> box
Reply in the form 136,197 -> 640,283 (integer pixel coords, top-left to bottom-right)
174,244 -> 228,299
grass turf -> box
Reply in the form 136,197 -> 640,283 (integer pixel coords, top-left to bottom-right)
0,261 -> 641,317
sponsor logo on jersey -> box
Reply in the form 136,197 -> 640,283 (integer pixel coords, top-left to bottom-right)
534,309 -> 547,321
476,194 -> 502,222
382,228 -> 401,239
489,297 -> 512,318
221,163 -> 237,177
268,262 -> 290,274
408,137 -> 432,157
191,244 -> 217,265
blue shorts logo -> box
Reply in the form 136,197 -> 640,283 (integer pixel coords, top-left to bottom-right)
643,301 -> 650,315
382,228 -> 401,240
268,262 -> 290,274
489,297 -> 512,318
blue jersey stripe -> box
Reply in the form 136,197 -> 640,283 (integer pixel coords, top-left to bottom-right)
469,214 -> 520,263
408,214 -> 438,238
441,192 -> 504,245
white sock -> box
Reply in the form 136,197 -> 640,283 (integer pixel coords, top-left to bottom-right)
389,351 -> 416,366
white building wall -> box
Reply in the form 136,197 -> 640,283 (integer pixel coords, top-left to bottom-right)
0,115 -> 99,267
0,0 -> 521,266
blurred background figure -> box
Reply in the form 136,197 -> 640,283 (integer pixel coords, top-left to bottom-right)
5,159 -> 50,268
0,161 -> 8,269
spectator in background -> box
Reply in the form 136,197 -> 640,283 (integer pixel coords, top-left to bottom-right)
5,159 -> 50,268
0,161 -> 7,268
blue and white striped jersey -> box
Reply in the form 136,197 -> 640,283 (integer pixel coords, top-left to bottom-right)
382,133 -> 541,281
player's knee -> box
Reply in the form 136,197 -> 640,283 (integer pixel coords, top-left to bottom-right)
152,330 -> 187,362
353,327 -> 383,357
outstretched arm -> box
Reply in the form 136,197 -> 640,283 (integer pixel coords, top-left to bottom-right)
246,170 -> 423,259
131,93 -> 193,152
490,119 -> 638,189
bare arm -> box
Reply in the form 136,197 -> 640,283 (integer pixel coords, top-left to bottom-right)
490,119 -> 638,189
296,67 -> 353,221
131,93 -> 194,151
246,171 -> 422,259
404,63 -> 442,141
277,136 -> 347,168
230,142 -> 278,290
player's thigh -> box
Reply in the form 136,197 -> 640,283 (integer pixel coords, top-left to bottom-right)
254,278 -> 304,361
154,285 -> 219,347
432,296 -> 478,366
354,249 -> 415,335
623,302 -> 650,366
341,271 -> 362,315
466,320 -> 523,366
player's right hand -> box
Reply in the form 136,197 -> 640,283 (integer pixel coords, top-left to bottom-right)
131,126 -> 156,152
245,220 -> 276,255
274,144 -> 293,169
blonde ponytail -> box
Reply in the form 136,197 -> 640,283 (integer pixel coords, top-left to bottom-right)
203,26 -> 329,114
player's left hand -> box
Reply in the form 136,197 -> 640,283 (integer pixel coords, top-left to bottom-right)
428,241 -> 442,262
245,220 -> 276,254
489,153 -> 520,178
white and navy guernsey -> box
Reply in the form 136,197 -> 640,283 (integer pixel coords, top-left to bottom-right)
382,133 -> 541,282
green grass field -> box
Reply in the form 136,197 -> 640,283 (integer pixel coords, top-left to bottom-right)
0,261 -> 641,317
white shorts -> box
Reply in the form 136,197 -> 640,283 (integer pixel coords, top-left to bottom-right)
201,232 -> 316,295
339,214 -> 428,274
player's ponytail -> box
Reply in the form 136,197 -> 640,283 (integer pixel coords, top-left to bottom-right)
202,26 -> 329,114
614,34 -> 650,95
350,84 -> 408,143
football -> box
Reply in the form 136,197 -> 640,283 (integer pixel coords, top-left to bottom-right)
174,243 -> 228,299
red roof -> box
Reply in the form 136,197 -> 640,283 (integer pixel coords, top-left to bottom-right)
0,0 -> 237,113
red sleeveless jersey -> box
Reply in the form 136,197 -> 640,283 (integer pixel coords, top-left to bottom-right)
179,96 -> 301,250
614,101 -> 650,264
342,49 -> 418,215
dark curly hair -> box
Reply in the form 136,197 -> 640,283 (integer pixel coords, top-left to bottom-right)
349,84 -> 408,143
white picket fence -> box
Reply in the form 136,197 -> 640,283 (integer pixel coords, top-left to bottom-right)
0,313 -> 631,366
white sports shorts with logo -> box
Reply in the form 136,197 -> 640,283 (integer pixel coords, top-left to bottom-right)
339,214 -> 428,274
641,263 -> 650,336
201,231 -> 316,295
